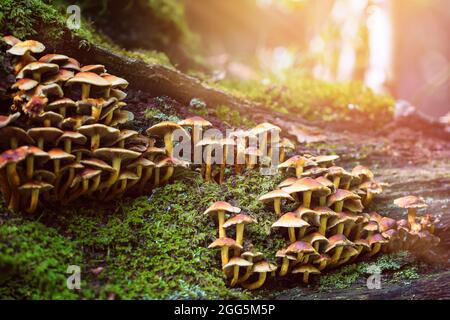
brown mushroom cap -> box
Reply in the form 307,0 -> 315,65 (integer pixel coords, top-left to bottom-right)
77,97 -> 118,115
241,251 -> 264,260
278,177 -> 298,188
102,74 -> 129,89
327,189 -> 361,206
32,169 -> 57,183
204,201 -> 241,216
57,131 -> 87,146
27,127 -> 63,145
223,213 -> 256,228
364,220 -> 380,233
12,78 -> 39,91
352,165 -> 374,181
35,111 -> 64,126
178,116 -> 213,128
354,238 -> 371,249
292,264 -> 320,275
2,35 -> 22,47
81,64 -> 106,74
259,189 -> 295,202
0,126 -> 34,146
359,180 -> 383,194
252,260 -> 278,273
106,129 -> 139,147
109,110 -> 134,127
0,146 -> 29,168
313,154 -> 340,164
146,121 -> 186,137
43,69 -> 74,84
23,96 -> 48,116
382,229 -> 399,240
47,148 -> 76,161
208,237 -> 242,250
93,148 -> 141,163
156,156 -> 189,169
80,158 -> 115,172
127,157 -> 155,169
285,241 -> 316,255
61,115 -> 96,130
369,233 -> 389,246
16,62 -> 59,79
271,212 -> 310,229
60,57 -> 81,71
7,40 -> 45,56
66,72 -> 110,87
39,54 -> 69,64
294,206 -> 319,222
78,124 -> 120,141
394,195 -> 428,209
325,234 -> 354,253
379,217 -> 397,232
327,212 -> 359,229
343,199 -> 364,213
278,155 -> 313,169
18,180 -> 53,193
0,113 -> 21,129
315,176 -> 335,191
223,257 -> 253,270
282,177 -> 331,196
302,232 -> 329,246
46,98 -> 77,112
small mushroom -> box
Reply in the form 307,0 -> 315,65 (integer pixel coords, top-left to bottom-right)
23,96 -> 48,117
178,116 -> 213,163
46,98 -> 77,118
0,126 -> 34,149
223,257 -> 253,287
77,97 -> 118,122
285,241 -> 316,265
154,156 -> 188,186
271,212 -> 310,243
244,146 -> 262,170
312,154 -> 340,168
277,138 -> 295,163
352,165 -> 374,183
278,155 -> 315,178
34,111 -> 63,128
228,130 -> 257,174
315,176 -> 335,206
277,177 -> 298,188
302,232 -> 329,253
66,168 -> 102,203
242,261 -> 277,290
276,248 -> 297,276
47,148 -> 76,176
238,251 -> 264,283
38,53 -> 69,65
359,180 -> 383,205
27,127 -> 63,150
7,40 -> 45,73
208,237 -> 242,267
18,181 -> 53,213
313,254 -> 331,271
0,146 -> 29,210
258,189 -> 294,215
56,162 -> 85,199
11,78 -> 38,92
327,189 -> 361,213
282,177 -> 331,208
60,57 -> 81,72
24,146 -> 49,179
368,233 -> 388,257
78,124 -> 120,151
223,213 -> 256,251
292,265 -> 320,284
325,234 -> 354,265
249,122 -> 281,156
65,72 -> 110,100
105,170 -> 140,200
146,121 -> 187,158
56,131 -> 87,154
204,201 -> 241,238
394,195 -> 428,229
16,62 -> 59,82
325,166 -> 353,190
81,64 -> 106,74
335,247 -> 360,266
101,74 -> 128,98
313,206 -> 339,236
126,157 -> 155,190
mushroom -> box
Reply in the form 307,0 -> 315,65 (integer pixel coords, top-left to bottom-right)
244,146 -> 262,170
24,146 -> 49,180
353,238 -> 371,258
277,177 -> 298,188
77,97 -> 118,122
2,35 -> 22,47
56,131 -> 87,154
327,212 -> 358,236
66,168 -> 102,203
285,241 -> 316,265
242,261 -> 277,290
105,170 -> 140,200
325,166 -> 353,190
368,233 -> 388,257
33,83 -> 64,98
278,155 -> 315,178
18,181 -> 53,213
78,124 -> 120,151
0,146 -> 29,210
11,78 -> 39,92
178,116 -> 213,163
33,111 -> 63,128
204,201 -> 241,238
250,122 -> 281,157
313,206 -> 339,236
313,254 -> 331,271
228,130 -> 257,174
326,189 -> 361,213
126,157 -> 155,190
100,102 -> 126,126
302,232 -> 329,253
7,40 -> 45,73
208,237 -> 242,267
0,126 -> 34,149
352,165 -> 374,183
79,158 -> 115,194
335,247 -> 360,266
61,115 -> 96,131
23,96 -> 48,117
43,69 -> 74,84
60,57 -> 81,72
325,234 -> 354,265
196,137 -> 222,182
65,72 -> 110,100
271,212 -> 309,243
109,110 -> 134,127
57,162 -> 85,199
359,180 -> 383,205
276,248 -> 297,276
106,130 -> 139,149
218,138 -> 235,184
258,189 -> 294,215
394,195 -> 428,229
277,138 -> 295,163
294,206 -> 318,236
154,156 -> 188,186
81,64 -> 106,74
46,98 -> 77,118
101,74 -> 128,98
223,257 -> 253,287
312,154 -> 340,168
315,176 -> 335,206
93,148 -> 141,191
16,62 -> 59,82
292,265 -> 320,284
27,127 -> 63,150
38,53 -> 69,65
282,177 -> 331,208
301,167 -> 329,179
223,213 -> 256,251
47,148 -> 75,176
146,121 -> 187,158
237,251 -> 264,283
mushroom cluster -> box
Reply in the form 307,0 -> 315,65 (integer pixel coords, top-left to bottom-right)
0,36 -> 188,213
206,201 -> 278,289
257,155 -> 440,285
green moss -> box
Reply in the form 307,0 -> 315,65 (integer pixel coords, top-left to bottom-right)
144,108 -> 181,123
214,105 -> 256,128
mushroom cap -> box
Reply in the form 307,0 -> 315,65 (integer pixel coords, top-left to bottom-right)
60,162 -> 84,174
292,264 -> 320,275
94,148 -> 141,162
379,217 -> 397,232
178,116 -> 213,128
27,127 -> 63,144
16,62 -> 59,79
80,158 -> 115,172
354,238 -> 371,249
208,237 -> 242,249
56,131 -> 87,145
352,165 -> 374,181
2,35 -> 22,47
78,124 -> 120,140
325,234 -> 354,252
278,155 -> 311,169
250,122 -> 281,135
204,201 -> 241,216
223,257 -> 253,270
363,220 -> 380,232
302,232 -> 329,245
35,111 -> 64,126
43,69 -> 74,84
77,97 -> 118,114
327,189 -> 360,206
294,206 -> 319,221
313,154 -> 339,165
278,177 -> 298,188
80,168 -> 102,180
343,199 -> 364,213
66,72 -> 110,87
61,115 -> 96,130
259,189 -> 295,202
0,126 -> 34,145
382,229 -> 399,240
32,169 -> 56,183
118,170 -> 140,181
271,212 -> 310,229
369,233 -> 389,246
80,64 -> 106,74
18,180 -> 53,192
223,213 -> 256,228
110,88 -> 127,100
285,241 -> 316,255
359,180 -> 383,194
146,121 -> 186,137
326,166 -> 353,181
327,212 -> 359,229
282,177 -> 331,195
72,147 -> 92,158
39,54 -> 69,64
47,148 -> 76,161
99,102 -> 125,120
394,195 -> 428,209
156,156 -> 189,168
109,110 -> 134,127
102,74 -> 129,89
279,137 -> 295,150
312,206 -> 339,221
107,129 -> 139,146
341,246 -> 360,259
0,146 -> 29,168
26,146 -> 50,161
23,96 -> 48,116
60,57 -> 81,71
12,78 -> 39,91
301,167 -> 329,178
0,113 -> 21,129
7,40 -> 45,56
368,212 -> 383,222
241,251 -> 264,260
143,146 -> 167,158
127,157 -> 155,169
252,260 -> 278,273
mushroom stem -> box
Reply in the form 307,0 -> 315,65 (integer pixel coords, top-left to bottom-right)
314,242 -> 320,252
331,247 -> 344,264
89,175 -> 101,194
205,145 -> 212,182
164,132 -> 174,157
60,107 -> 66,118
230,265 -> 240,287
43,119 -> 51,127
59,168 -> 75,200
334,200 -> 344,213
242,272 -> 267,290
318,260 -> 327,271
53,160 -> 61,176
138,167 -> 153,193
91,134 -> 100,150
27,189 -> 40,213
288,227 -> 296,243
26,156 -> 34,179
303,191 -> 312,209
298,227 -> 307,239
273,197 -> 282,215
154,167 -> 161,187
295,164 -> 303,178
128,166 -> 142,189
64,140 -> 72,153
91,105 -> 102,121
407,208 -> 417,227
279,148 -> 286,163
302,272 -> 310,284
218,211 -> 226,238
221,246 -> 229,267
279,257 -> 290,276
236,223 -> 245,248
161,166 -> 174,185
336,223 -> 345,235
10,137 -> 18,149
319,196 -> 327,206
333,176 -> 341,189
37,137 -> 44,150
81,84 -> 91,100
104,112 -> 114,126
354,224 -> 363,240
0,170 -> 11,205
319,217 -> 328,235
219,145 -> 229,184
6,164 -> 20,211
369,243 -> 382,257
343,180 -> 351,190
